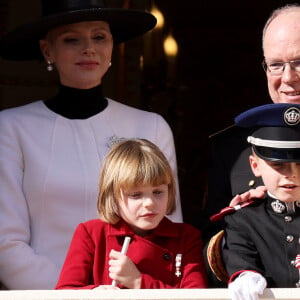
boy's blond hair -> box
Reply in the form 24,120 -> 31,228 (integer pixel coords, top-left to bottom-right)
97,139 -> 176,223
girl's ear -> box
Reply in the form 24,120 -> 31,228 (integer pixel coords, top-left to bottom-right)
249,154 -> 261,177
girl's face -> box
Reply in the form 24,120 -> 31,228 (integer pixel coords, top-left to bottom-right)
250,154 -> 300,202
118,184 -> 169,236
39,21 -> 113,89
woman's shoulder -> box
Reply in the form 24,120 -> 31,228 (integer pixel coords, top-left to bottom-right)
0,100 -> 47,120
107,98 -> 163,119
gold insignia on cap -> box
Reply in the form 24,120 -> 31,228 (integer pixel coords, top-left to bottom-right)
284,107 -> 300,126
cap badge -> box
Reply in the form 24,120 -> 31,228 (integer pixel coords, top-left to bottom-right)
284,107 -> 300,126
271,200 -> 286,213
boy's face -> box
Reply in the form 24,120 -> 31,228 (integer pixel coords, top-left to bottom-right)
250,153 -> 300,202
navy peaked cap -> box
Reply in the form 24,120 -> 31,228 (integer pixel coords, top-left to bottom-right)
234,103 -> 300,162
235,103 -> 300,127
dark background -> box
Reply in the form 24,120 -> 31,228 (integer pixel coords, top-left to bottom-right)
0,0 -> 298,225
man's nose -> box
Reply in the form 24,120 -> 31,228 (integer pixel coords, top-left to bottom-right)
281,63 -> 300,83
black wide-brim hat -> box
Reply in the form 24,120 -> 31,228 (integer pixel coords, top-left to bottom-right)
235,103 -> 300,162
0,0 -> 157,61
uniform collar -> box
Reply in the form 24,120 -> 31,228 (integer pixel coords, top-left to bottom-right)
267,192 -> 300,214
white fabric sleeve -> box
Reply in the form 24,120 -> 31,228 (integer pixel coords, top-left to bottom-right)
155,114 -> 182,222
228,271 -> 267,300
0,113 -> 59,289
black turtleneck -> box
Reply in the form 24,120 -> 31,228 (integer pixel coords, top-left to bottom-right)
44,84 -> 108,119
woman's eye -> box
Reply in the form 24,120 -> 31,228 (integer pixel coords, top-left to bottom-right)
64,37 -> 78,43
94,35 -> 105,40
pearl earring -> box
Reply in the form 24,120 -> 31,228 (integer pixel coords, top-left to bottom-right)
47,61 -> 53,72
109,62 -> 112,67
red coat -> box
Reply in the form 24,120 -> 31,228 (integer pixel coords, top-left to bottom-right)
55,217 -> 207,289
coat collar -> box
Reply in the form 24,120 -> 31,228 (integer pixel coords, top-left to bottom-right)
108,217 -> 178,238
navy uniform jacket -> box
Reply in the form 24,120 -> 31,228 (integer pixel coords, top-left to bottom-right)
199,125 -> 263,244
223,195 -> 300,287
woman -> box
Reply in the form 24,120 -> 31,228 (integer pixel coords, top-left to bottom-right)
0,0 -> 182,290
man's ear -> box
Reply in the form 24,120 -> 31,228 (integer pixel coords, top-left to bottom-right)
249,154 -> 261,177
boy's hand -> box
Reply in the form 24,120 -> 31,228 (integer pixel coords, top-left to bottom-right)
228,271 -> 267,300
108,249 -> 141,289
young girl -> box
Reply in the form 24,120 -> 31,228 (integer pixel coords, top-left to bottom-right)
55,139 -> 207,289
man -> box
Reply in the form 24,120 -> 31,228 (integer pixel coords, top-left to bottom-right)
202,4 -> 300,286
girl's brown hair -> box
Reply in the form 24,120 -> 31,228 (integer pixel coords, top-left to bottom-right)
97,139 -> 176,223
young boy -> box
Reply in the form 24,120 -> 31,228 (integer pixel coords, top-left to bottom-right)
219,103 -> 300,299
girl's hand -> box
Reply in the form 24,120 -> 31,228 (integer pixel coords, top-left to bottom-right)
93,285 -> 120,290
108,249 -> 141,289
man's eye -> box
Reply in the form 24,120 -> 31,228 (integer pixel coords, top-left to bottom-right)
269,62 -> 283,70
293,60 -> 300,68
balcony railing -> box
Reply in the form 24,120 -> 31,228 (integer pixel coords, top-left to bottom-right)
0,288 -> 299,300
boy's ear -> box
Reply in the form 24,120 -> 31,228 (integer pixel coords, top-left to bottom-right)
249,154 -> 261,177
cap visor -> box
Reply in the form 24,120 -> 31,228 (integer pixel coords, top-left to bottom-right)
254,146 -> 300,163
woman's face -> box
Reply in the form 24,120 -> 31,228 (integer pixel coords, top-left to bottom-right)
39,21 -> 113,89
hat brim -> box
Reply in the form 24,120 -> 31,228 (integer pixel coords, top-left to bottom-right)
0,8 -> 157,61
253,145 -> 300,163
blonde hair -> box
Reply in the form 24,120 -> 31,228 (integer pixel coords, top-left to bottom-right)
97,139 -> 176,223
262,4 -> 300,52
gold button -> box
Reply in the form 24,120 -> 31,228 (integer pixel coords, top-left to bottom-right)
248,180 -> 255,187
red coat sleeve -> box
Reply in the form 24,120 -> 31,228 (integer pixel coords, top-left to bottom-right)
55,223 -> 98,289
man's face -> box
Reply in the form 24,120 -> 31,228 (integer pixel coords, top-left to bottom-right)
263,11 -> 300,104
